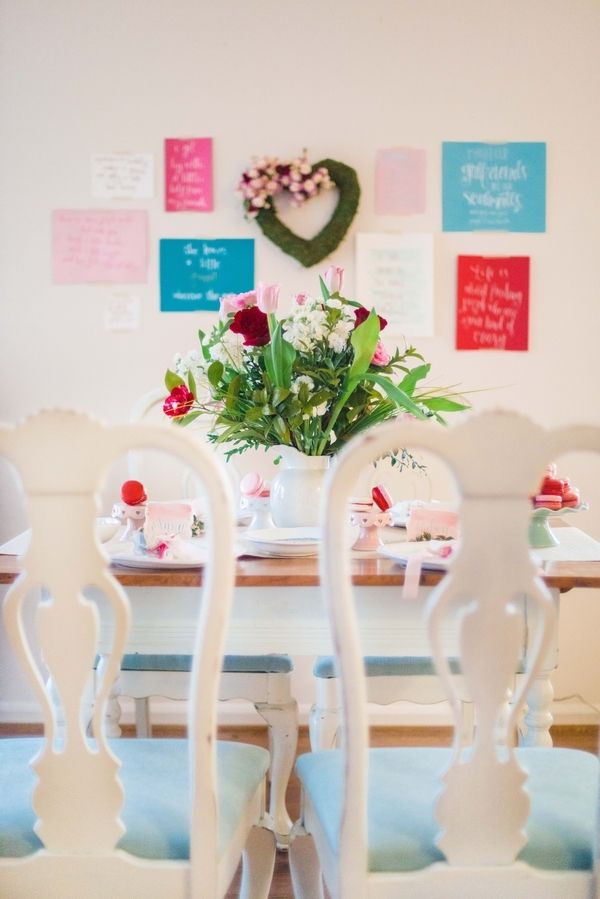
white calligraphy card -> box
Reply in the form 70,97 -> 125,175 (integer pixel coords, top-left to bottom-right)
104,293 -> 141,331
91,153 -> 154,199
355,233 -> 434,338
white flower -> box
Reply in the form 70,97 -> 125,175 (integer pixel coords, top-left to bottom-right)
291,375 -> 315,394
327,320 -> 353,353
209,330 -> 246,371
283,303 -> 328,352
173,349 -> 206,383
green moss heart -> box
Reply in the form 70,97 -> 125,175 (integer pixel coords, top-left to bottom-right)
253,158 -> 360,268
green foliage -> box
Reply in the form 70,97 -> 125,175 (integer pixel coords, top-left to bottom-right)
163,274 -> 471,457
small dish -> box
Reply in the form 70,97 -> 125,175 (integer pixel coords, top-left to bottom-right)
96,517 -> 121,543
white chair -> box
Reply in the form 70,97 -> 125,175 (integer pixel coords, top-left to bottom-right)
290,410 -> 600,899
0,409 -> 275,899
114,387 -> 298,847
309,655 -> 474,750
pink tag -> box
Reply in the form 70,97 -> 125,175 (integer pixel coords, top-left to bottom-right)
403,553 -> 423,600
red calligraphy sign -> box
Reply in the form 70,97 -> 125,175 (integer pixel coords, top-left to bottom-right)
456,255 -> 529,351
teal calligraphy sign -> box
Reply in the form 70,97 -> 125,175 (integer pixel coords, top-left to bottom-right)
160,238 -> 254,312
442,142 -> 546,232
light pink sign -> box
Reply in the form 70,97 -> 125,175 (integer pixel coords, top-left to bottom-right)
375,147 -> 426,215
52,210 -> 148,283
165,137 -> 213,212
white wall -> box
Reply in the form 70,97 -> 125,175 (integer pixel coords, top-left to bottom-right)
2,0 -> 600,724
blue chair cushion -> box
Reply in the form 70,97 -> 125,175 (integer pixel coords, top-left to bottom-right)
114,653 -> 293,674
0,737 -> 269,860
313,655 -> 462,678
296,747 -> 599,872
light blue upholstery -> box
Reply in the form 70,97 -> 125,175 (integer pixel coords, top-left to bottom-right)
295,747 -> 599,873
313,655 -> 462,679
0,737 -> 269,860
118,653 -> 293,674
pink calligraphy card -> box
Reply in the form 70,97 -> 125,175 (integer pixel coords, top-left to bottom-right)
375,148 -> 426,215
52,210 -> 148,283
456,255 -> 530,351
165,137 -> 213,212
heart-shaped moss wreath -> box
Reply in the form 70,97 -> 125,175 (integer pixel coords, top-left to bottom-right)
244,158 -> 361,268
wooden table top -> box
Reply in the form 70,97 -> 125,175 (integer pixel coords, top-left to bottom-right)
1,548 -> 599,592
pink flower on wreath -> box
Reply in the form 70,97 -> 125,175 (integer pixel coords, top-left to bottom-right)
257,282 -> 280,313
371,340 -> 391,367
220,290 -> 257,319
163,385 -> 194,418
324,265 -> 344,294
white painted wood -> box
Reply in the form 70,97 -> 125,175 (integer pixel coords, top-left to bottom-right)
293,410 -> 600,897
0,409 -> 275,898
122,387 -> 298,844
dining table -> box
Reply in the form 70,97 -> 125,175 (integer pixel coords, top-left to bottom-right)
2,520 -> 600,748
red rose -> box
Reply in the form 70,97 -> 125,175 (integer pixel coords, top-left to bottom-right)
163,384 -> 194,417
354,306 -> 388,331
230,305 -> 270,347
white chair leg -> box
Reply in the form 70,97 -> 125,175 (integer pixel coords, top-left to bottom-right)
289,829 -> 325,899
239,824 -> 276,899
255,700 -> 298,847
309,676 -> 341,750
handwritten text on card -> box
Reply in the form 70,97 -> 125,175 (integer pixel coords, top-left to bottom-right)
456,255 -> 529,351
165,138 -> 213,212
52,210 -> 148,284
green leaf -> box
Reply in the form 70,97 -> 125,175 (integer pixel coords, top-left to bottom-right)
350,371 -> 427,418
397,363 -> 431,395
348,312 -> 380,380
272,386 -> 291,407
174,410 -> 203,426
268,321 -> 296,388
419,396 -> 470,412
319,276 -> 330,300
187,370 -> 197,399
197,329 -> 211,362
165,369 -> 185,391
207,360 -> 224,388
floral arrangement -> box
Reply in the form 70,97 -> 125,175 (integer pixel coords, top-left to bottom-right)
236,151 -> 334,218
163,266 -> 469,460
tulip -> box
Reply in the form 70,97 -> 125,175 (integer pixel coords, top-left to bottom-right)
324,265 -> 344,294
257,281 -> 280,313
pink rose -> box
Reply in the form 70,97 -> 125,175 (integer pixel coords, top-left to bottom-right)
294,292 -> 309,306
220,290 -> 257,319
257,282 -> 280,313
163,385 -> 194,418
324,265 -> 344,294
371,340 -> 391,367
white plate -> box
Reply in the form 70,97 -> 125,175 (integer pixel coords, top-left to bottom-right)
378,540 -> 456,570
111,551 -> 207,569
242,527 -> 320,558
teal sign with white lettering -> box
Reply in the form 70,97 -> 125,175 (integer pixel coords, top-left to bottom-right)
160,238 -> 254,312
442,142 -> 546,232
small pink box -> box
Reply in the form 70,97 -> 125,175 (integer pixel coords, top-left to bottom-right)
406,505 -> 459,542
